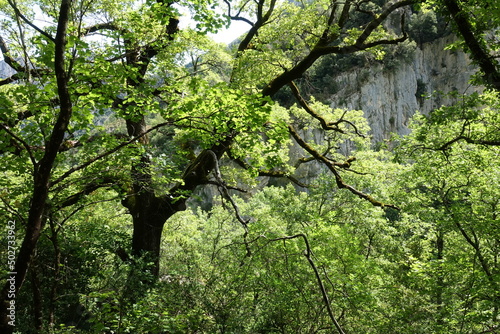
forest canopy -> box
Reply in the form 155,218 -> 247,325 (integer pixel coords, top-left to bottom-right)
0,0 -> 499,333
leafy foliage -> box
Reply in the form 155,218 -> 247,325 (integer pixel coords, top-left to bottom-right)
1,0 -> 500,333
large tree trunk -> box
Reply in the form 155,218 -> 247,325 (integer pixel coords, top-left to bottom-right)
125,194 -> 179,277
122,137 -> 227,278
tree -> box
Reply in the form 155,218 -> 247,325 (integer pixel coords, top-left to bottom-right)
440,0 -> 500,90
1,0 -> 75,330
388,1 -> 500,329
396,113 -> 500,331
0,0 -> 418,331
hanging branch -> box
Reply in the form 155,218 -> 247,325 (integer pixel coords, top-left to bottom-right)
288,81 -> 366,137
268,233 -> 346,334
288,125 -> 400,210
205,150 -> 252,257
228,152 -> 310,188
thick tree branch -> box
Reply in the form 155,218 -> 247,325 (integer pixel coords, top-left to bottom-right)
443,0 -> 500,90
262,0 -> 416,97
337,0 -> 352,31
81,22 -> 126,36
350,0 -> 411,47
289,81 -> 345,133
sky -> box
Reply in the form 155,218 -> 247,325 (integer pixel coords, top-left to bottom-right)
0,5 -> 250,63
209,20 -> 249,44
175,5 -> 250,45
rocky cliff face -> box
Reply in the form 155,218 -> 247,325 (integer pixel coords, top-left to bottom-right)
281,35 -> 478,186
326,35 -> 476,143
0,59 -> 16,78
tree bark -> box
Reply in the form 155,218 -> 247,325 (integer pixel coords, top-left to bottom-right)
124,194 -> 177,277
0,0 -> 72,331
443,0 -> 500,90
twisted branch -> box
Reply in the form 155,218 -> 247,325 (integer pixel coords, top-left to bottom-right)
288,125 -> 399,210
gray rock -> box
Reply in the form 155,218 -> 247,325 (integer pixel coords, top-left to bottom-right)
327,35 -> 477,143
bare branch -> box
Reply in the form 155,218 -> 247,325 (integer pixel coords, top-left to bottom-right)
6,0 -> 55,43
49,121 -> 173,187
288,125 -> 400,210
0,124 -> 37,168
267,233 -> 346,334
228,152 -> 310,188
204,150 -> 252,257
289,81 -> 367,138
288,81 -> 345,133
224,0 -> 254,27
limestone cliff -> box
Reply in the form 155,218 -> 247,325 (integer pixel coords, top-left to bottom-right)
326,35 -> 476,143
